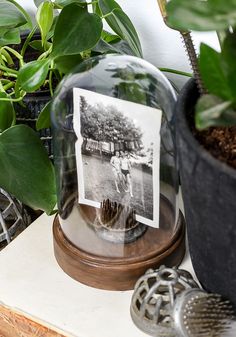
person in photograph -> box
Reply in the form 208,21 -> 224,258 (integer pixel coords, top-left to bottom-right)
110,151 -> 122,193
120,151 -> 133,197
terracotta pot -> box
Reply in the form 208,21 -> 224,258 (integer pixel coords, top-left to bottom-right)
176,78 -> 236,307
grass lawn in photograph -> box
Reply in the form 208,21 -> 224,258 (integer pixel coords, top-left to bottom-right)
82,154 -> 153,220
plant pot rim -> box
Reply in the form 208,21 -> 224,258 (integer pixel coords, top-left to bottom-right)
176,78 -> 236,178
23,89 -> 52,99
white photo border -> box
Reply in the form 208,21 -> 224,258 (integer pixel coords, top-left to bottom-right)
73,88 -> 161,228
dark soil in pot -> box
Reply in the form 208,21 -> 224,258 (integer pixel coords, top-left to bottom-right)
180,79 -> 236,169
176,78 -> 236,307
194,126 -> 236,169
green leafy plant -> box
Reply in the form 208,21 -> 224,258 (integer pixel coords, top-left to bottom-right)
0,0 -> 143,214
166,0 -> 236,129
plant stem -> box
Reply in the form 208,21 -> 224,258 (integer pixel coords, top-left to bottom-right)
49,61 -> 54,97
1,46 -> 23,61
156,0 -> 205,94
157,0 -> 168,21
0,64 -> 18,75
1,49 -> 14,66
0,46 -> 24,72
101,11 -> 114,19
8,0 -> 33,30
2,72 -> 17,78
3,82 -> 15,91
87,1 -> 98,5
0,79 -> 12,84
21,26 -> 38,58
38,45 -> 52,61
0,95 -> 25,102
54,3 -> 63,9
159,67 -> 192,77
0,81 -> 5,93
181,31 -> 205,94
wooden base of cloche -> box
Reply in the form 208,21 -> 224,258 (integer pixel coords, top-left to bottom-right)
53,208 -> 186,291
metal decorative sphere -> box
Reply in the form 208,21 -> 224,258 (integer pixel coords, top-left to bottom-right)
130,265 -> 199,336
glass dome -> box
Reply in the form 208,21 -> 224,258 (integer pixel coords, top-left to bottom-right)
51,54 -> 184,290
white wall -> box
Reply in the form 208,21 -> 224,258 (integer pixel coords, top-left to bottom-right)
16,0 -> 218,88
117,0 -> 218,87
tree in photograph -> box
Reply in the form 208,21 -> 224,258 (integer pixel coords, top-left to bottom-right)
80,96 -> 143,149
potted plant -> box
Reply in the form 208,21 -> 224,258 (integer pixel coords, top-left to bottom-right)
0,0 -> 143,217
159,0 -> 236,305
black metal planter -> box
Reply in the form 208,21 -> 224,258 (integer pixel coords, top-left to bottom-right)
13,31 -> 53,157
175,79 -> 236,306
15,91 -> 53,158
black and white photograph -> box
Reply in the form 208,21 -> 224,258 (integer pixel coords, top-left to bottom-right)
73,88 -> 162,228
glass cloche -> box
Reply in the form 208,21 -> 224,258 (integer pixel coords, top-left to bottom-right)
51,54 -> 185,290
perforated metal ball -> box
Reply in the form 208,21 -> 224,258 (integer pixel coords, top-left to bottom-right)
130,265 -> 199,336
0,188 -> 30,244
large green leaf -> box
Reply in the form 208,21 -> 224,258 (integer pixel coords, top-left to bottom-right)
18,59 -> 50,93
98,0 -> 121,16
209,0 -> 236,7
221,32 -> 236,98
92,1 -> 102,16
101,30 -> 120,43
199,43 -> 233,101
0,28 -> 20,46
29,40 -> 52,52
195,94 -> 236,129
36,1 -> 54,46
0,93 -> 15,132
0,27 -> 8,38
0,1 -> 27,29
93,38 -> 135,56
46,15 -> 58,40
0,125 -> 56,213
106,8 -> 142,57
52,4 -> 103,58
36,101 -> 51,130
54,54 -> 82,74
99,0 -> 142,57
55,0 -> 86,6
166,0 -> 236,31
111,39 -> 137,56
34,0 -> 46,7
92,38 -> 118,54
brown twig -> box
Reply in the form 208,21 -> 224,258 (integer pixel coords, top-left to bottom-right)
181,32 -> 205,94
